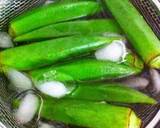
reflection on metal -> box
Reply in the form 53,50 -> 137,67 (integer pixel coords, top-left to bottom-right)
150,0 -> 160,12
0,122 -> 7,128
146,110 -> 160,128
0,99 -> 23,128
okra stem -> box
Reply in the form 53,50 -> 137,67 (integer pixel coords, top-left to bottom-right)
103,0 -> 160,68
9,1 -> 100,37
14,19 -> 122,42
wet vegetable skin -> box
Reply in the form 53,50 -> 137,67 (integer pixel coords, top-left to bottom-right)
33,81 -> 156,104
1,36 -> 121,71
14,19 -> 122,42
30,58 -> 141,83
103,0 -> 160,68
66,83 -> 156,104
41,98 -> 141,128
9,1 -> 100,37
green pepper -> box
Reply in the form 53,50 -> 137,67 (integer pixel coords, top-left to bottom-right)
103,0 -> 160,68
9,1 -> 100,37
30,58 -> 141,83
1,36 -> 121,71
41,97 -> 141,128
14,19 -> 122,42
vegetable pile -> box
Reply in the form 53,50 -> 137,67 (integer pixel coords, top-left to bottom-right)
2,0 -> 160,128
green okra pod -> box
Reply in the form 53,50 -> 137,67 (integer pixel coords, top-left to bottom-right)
30,58 -> 141,83
33,80 -> 156,104
14,19 -> 122,42
9,1 -> 100,37
1,36 -> 121,71
66,83 -> 156,104
40,98 -> 141,128
103,0 -> 160,68
13,96 -> 141,128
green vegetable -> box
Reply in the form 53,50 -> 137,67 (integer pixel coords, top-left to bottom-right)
66,83 -> 156,104
30,58 -> 141,83
41,98 -> 141,128
14,19 -> 122,42
123,52 -> 144,70
103,0 -> 160,68
9,1 -> 100,37
1,36 -> 122,71
34,81 -> 156,104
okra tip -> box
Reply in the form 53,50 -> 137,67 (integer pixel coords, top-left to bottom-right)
129,110 -> 141,128
143,97 -> 157,104
150,56 -> 160,69
8,24 -> 16,38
